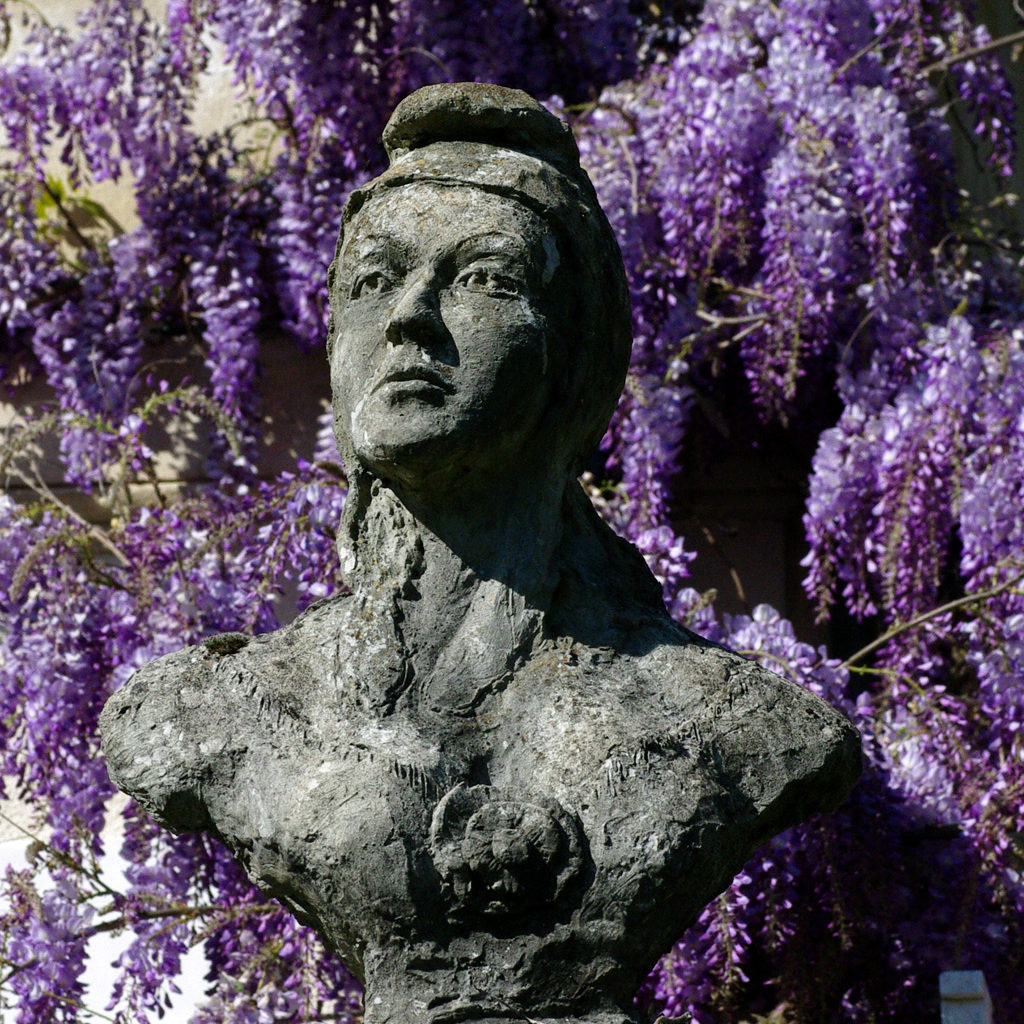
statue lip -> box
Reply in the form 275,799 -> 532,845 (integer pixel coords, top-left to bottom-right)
374,364 -> 456,394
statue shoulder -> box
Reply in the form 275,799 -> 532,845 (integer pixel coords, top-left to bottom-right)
646,633 -> 861,824
99,594 -> 354,833
100,638 -> 231,833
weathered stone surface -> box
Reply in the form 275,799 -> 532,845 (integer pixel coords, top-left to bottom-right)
101,83 -> 860,1024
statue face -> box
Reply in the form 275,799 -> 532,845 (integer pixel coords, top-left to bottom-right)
330,182 -> 560,488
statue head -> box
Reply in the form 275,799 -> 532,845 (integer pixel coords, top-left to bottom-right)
326,83 -> 632,496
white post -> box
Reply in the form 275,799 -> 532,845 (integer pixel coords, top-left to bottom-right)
940,971 -> 993,1024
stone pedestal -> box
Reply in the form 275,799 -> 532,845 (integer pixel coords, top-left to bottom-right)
940,971 -> 993,1024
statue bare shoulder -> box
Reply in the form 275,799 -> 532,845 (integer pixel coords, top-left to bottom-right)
102,595 -> 858,997
100,596 -> 347,837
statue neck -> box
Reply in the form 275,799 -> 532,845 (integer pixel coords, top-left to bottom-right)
336,463 -> 670,716
338,467 -> 568,714
344,464 -> 566,603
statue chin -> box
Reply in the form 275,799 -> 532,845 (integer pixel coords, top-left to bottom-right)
350,429 -> 466,493
349,406 -> 544,495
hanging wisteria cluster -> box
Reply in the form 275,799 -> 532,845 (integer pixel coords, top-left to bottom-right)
0,0 -> 1021,1020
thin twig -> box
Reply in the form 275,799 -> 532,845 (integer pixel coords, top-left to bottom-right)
84,900 -> 275,938
710,276 -> 773,301
8,0 -> 53,30
921,28 -> 1024,75
6,461 -> 130,567
842,570 -> 1024,668
0,811 -> 119,897
834,21 -> 897,79
698,522 -> 750,613
726,319 -> 766,345
39,991 -> 117,1023
695,308 -> 767,327
617,135 -> 640,217
839,306 -> 880,365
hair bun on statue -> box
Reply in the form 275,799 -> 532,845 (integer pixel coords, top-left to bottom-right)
381,82 -> 582,179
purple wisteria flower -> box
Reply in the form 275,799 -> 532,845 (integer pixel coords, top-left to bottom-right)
0,0 -> 1021,1021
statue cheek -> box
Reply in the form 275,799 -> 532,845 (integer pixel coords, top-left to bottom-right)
332,331 -> 381,405
453,324 -> 548,407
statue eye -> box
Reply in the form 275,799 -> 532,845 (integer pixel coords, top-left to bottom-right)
351,270 -> 393,299
456,267 -> 523,298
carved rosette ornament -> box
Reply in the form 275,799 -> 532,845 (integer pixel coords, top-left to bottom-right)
101,82 -> 860,1024
429,785 -> 585,918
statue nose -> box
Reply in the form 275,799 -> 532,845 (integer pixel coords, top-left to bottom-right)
385,274 -> 446,350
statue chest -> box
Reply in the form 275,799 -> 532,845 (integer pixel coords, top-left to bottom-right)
215,667 -> 688,970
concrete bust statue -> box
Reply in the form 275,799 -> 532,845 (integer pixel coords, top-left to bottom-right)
101,83 -> 860,1024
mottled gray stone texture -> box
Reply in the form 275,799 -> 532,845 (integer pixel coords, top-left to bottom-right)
101,83 -> 861,1024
